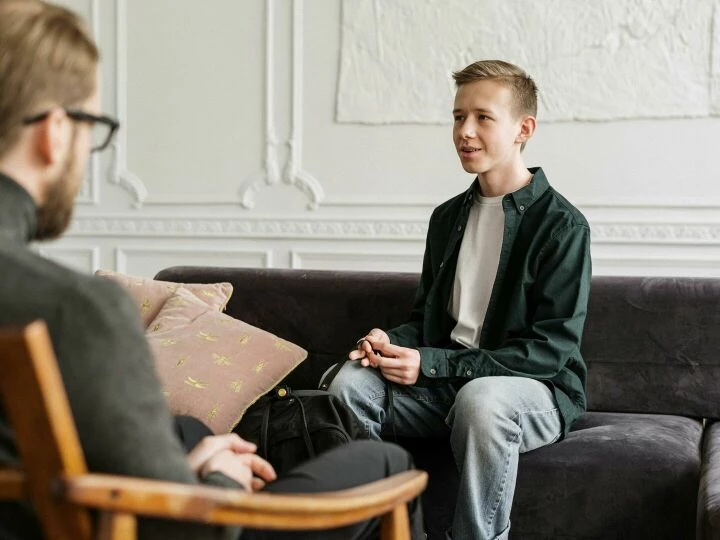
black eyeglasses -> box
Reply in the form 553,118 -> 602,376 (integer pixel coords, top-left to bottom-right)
23,109 -> 120,152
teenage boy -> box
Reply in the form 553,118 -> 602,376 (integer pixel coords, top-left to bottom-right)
328,60 -> 592,540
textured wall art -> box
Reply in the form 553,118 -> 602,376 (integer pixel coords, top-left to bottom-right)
337,0 -> 719,123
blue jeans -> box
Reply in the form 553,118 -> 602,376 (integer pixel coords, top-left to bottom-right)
326,362 -> 562,540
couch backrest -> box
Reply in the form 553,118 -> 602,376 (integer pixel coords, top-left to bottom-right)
155,267 -> 720,419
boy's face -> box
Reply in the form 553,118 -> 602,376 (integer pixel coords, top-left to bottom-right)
452,79 -> 528,176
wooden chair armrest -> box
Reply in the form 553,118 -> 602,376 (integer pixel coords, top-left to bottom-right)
0,468 -> 27,500
62,469 -> 428,530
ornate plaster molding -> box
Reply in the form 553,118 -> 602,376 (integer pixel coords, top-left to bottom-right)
66,216 -> 720,244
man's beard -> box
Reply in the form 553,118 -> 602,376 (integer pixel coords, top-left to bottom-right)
35,142 -> 82,241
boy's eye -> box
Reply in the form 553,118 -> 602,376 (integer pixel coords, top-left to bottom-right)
453,115 -> 464,122
477,114 -> 490,121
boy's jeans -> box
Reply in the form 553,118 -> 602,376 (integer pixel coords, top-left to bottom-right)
326,362 -> 562,540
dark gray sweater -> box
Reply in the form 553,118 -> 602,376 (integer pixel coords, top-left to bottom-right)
0,173 -> 239,539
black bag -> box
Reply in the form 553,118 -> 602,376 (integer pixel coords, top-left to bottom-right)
233,384 -> 365,475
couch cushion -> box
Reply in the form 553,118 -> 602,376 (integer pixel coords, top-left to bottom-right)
583,277 -> 720,418
407,412 -> 702,539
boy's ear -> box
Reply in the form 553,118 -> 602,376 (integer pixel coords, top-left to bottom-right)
516,115 -> 537,145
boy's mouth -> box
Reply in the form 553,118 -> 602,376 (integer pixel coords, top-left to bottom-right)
459,145 -> 481,155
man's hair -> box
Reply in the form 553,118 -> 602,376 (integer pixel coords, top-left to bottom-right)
0,0 -> 99,158
452,60 -> 538,119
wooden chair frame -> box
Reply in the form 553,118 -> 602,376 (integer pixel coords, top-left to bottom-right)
0,321 -> 427,540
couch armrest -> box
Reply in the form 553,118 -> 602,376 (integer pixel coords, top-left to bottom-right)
699,420 -> 720,539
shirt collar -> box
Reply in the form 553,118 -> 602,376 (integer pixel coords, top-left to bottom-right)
0,172 -> 38,245
462,167 -> 550,213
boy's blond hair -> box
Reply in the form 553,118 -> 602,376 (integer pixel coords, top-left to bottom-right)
453,61 -> 538,150
0,0 -> 98,158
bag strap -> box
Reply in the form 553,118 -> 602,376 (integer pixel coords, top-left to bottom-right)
293,392 -> 316,459
259,398 -> 272,459
318,361 -> 346,390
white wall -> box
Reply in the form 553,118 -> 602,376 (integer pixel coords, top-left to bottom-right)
43,0 -> 720,278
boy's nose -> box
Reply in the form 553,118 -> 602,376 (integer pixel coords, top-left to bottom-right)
459,120 -> 476,139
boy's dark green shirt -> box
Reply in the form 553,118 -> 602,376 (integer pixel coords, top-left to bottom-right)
386,167 -> 592,434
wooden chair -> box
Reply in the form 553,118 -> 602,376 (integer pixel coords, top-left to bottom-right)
0,321 -> 427,540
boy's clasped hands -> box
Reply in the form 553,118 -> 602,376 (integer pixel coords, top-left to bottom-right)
349,328 -> 421,386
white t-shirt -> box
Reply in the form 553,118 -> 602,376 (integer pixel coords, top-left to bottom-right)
449,189 -> 505,349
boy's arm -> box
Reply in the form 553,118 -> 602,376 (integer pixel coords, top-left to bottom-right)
415,224 -> 591,383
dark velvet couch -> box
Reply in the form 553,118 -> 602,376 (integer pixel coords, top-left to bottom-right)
155,266 -> 720,540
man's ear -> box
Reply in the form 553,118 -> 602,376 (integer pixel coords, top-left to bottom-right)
516,115 -> 537,145
33,108 -> 71,166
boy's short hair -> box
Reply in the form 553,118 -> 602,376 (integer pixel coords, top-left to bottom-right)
453,60 -> 538,119
0,0 -> 99,158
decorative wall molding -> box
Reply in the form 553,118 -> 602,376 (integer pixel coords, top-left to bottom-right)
66,215 -> 720,245
115,246 -> 272,274
240,0 -> 324,210
591,223 -> 720,244
38,246 -> 100,274
110,0 -> 149,208
69,216 -> 429,240
75,0 -> 100,206
291,249 -> 424,270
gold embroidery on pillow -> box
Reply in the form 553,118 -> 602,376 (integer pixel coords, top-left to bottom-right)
201,291 -> 216,297
160,338 -> 178,346
254,361 -> 266,373
207,404 -> 220,420
238,335 -> 249,345
274,339 -> 293,352
230,380 -> 244,392
176,356 -> 189,367
152,322 -> 162,332
141,297 -> 151,314
185,376 -> 208,389
212,353 -> 231,366
198,331 -> 218,342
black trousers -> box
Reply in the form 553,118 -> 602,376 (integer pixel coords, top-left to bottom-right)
174,415 -> 424,540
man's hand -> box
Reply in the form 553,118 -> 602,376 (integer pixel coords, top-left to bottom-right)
202,449 -> 277,491
366,342 -> 421,385
349,328 -> 390,367
187,433 -> 277,491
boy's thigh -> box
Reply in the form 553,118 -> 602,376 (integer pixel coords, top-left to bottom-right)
450,376 -> 562,451
329,360 -> 456,438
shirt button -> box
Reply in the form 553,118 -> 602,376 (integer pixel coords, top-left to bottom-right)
430,368 -> 437,375
457,225 -> 462,232
519,205 -> 525,211
466,370 -> 472,376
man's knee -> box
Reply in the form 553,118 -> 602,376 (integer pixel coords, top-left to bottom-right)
347,439 -> 415,474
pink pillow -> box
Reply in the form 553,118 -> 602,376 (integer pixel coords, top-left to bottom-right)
95,269 -> 233,328
146,288 -> 307,433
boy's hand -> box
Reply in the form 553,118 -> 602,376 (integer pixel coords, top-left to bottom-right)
367,342 -> 421,385
349,328 -> 389,367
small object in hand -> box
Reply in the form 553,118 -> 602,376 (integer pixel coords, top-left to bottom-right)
355,338 -> 382,357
